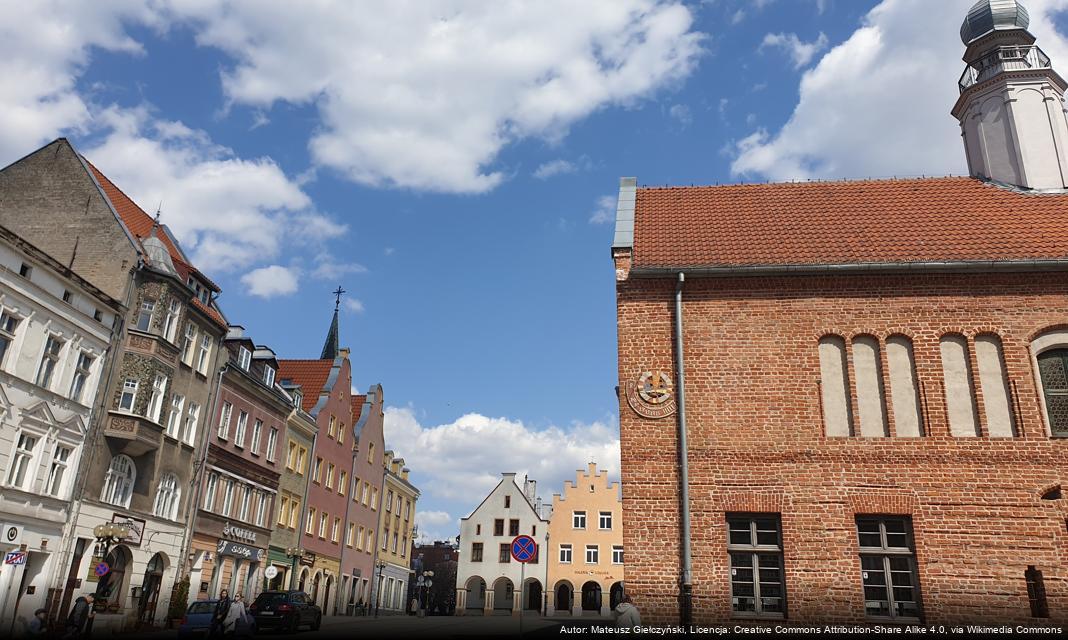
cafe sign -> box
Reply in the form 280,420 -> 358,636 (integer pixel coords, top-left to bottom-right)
217,540 -> 265,563
223,522 -> 257,545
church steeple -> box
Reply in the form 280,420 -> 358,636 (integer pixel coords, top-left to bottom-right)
952,0 -> 1068,190
320,286 -> 345,360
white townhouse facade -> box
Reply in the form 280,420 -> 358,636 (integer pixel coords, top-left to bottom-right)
0,226 -> 123,635
456,473 -> 550,616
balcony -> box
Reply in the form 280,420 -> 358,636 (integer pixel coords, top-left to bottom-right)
104,411 -> 164,456
959,45 -> 1051,93
126,329 -> 181,365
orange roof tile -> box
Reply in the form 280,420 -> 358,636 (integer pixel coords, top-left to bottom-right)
351,395 -> 366,423
278,359 -> 334,414
631,177 -> 1068,269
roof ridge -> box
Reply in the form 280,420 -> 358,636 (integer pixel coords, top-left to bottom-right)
638,175 -> 971,190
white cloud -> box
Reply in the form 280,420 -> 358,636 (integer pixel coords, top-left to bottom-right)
759,31 -> 829,69
589,194 -> 617,224
730,9 -> 746,25
343,298 -> 365,314
311,254 -> 368,280
0,1 -> 162,164
534,159 -> 577,180
669,103 -> 693,126
384,407 -> 620,514
84,106 -> 327,272
732,0 -> 1068,181
241,264 -> 299,298
167,1 -> 704,193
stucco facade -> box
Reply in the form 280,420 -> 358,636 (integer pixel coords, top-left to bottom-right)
370,449 -> 418,615
546,463 -> 624,617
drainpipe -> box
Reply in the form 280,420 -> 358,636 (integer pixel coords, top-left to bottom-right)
674,272 -> 693,627
180,361 -> 229,584
291,429 -> 318,591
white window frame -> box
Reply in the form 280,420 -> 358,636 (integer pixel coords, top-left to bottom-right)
251,419 -> 263,454
183,401 -> 200,445
100,454 -> 136,508
147,374 -> 168,423
182,322 -> 197,365
263,366 -> 275,388
6,432 -> 39,489
35,335 -> 64,390
196,334 -> 212,375
255,492 -> 268,527
221,479 -> 235,516
46,443 -> 73,497
585,544 -> 599,564
612,545 -> 624,565
217,401 -> 232,440
599,511 -> 613,530
573,511 -> 586,529
69,351 -> 94,403
234,410 -> 249,447
119,378 -> 139,412
238,347 -> 251,371
238,485 -> 252,521
153,473 -> 181,521
559,544 -> 573,564
204,473 -> 218,511
266,427 -> 278,462
163,299 -> 181,343
0,310 -> 21,369
166,394 -> 185,439
136,299 -> 155,332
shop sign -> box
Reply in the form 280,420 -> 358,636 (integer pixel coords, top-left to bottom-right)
111,514 -> 145,546
222,522 -> 257,545
217,540 -> 265,562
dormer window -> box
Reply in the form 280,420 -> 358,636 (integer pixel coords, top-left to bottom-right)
263,366 -> 275,388
293,391 -> 303,409
238,346 -> 251,371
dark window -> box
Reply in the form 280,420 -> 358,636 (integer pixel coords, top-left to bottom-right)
476,524 -> 481,535
505,495 -> 511,508
509,519 -> 520,536
471,543 -> 483,562
856,516 -> 922,620
726,515 -> 785,617
494,519 -> 504,536
1026,566 -> 1049,618
18,263 -> 31,278
499,543 -> 510,563
1041,486 -> 1063,500
62,290 -> 72,303
1037,349 -> 1068,436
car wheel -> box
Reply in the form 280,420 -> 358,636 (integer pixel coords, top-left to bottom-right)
312,614 -> 321,631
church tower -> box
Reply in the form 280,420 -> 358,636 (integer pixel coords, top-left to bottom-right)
952,0 -> 1068,190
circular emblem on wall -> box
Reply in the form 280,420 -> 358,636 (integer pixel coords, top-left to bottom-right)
625,369 -> 677,420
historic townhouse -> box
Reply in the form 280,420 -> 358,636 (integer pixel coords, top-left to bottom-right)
189,327 -> 288,601
456,474 -> 549,616
0,139 -> 228,631
547,463 -> 623,617
268,379 -> 316,591
0,225 -> 123,634
277,307 -> 357,612
371,449 -> 419,615
613,0 -> 1068,626
345,385 -> 385,615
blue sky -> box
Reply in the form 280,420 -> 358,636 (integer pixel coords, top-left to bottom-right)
2,0 -> 1067,541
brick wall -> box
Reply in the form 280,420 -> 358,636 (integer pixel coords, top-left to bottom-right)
616,271 -> 1068,625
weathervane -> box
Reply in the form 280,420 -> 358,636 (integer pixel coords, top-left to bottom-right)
333,286 -> 346,310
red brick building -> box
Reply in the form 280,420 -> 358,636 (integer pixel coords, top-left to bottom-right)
613,0 -> 1068,627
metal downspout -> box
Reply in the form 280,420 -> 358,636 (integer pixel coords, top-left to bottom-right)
675,272 -> 693,627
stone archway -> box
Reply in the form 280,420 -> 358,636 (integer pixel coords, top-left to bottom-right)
324,574 -> 334,614
464,576 -> 486,613
554,580 -> 573,616
95,545 -> 133,610
523,578 -> 542,614
298,567 -> 309,592
581,581 -> 602,615
137,552 -> 168,625
610,582 -> 625,610
491,577 -> 513,615
312,571 -> 322,605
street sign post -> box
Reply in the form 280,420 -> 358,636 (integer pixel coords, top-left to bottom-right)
264,566 -> 278,580
511,535 -> 538,635
4,551 -> 26,566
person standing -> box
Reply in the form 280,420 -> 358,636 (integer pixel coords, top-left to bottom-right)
613,595 -> 641,629
210,589 -> 231,637
64,594 -> 95,639
223,593 -> 250,636
28,608 -> 48,636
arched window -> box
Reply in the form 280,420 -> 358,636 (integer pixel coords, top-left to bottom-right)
153,473 -> 180,521
100,454 -> 136,508
975,334 -> 1015,437
852,335 -> 889,437
1037,348 -> 1068,437
939,334 -> 980,437
818,335 -> 853,437
886,335 -> 923,437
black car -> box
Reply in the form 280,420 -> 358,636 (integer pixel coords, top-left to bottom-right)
249,590 -> 321,632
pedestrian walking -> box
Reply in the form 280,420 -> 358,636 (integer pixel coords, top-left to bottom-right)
223,593 -> 251,637
210,589 -> 231,637
64,594 -> 95,639
28,608 -> 48,636
613,594 -> 641,629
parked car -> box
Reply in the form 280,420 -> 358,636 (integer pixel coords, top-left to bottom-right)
178,599 -> 217,639
249,590 -> 321,632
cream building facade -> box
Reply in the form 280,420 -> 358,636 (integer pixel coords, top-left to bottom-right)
547,463 -> 624,617
370,451 -> 418,614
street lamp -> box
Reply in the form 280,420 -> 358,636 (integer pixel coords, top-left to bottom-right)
92,523 -> 129,559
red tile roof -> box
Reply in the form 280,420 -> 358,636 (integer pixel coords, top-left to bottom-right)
278,359 -> 334,414
351,395 -> 366,423
631,177 -> 1068,269
84,160 -> 227,327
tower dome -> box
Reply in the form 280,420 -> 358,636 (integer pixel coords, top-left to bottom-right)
960,0 -> 1030,45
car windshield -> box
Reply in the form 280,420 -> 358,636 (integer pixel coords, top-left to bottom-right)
187,601 -> 216,614
255,593 -> 287,606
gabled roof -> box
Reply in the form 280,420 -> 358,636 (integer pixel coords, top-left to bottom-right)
625,177 -> 1068,272
277,359 -> 333,414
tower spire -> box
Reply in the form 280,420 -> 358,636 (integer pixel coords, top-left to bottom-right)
321,287 -> 343,360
